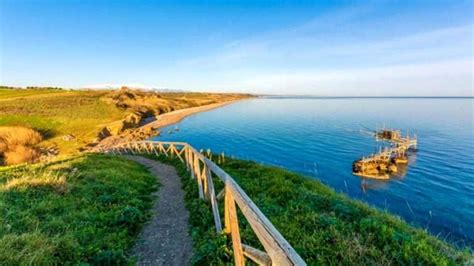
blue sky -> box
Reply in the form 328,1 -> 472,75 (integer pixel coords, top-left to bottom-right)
0,0 -> 472,96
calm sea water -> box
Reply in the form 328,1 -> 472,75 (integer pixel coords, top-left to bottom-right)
153,97 -> 474,248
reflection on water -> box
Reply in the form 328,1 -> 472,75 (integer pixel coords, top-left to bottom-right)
361,179 -> 389,192
153,97 -> 474,248
360,163 -> 409,192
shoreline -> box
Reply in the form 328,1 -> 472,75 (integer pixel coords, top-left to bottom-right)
142,99 -> 240,132
93,99 -> 243,151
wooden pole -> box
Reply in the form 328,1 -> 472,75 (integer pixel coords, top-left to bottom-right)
173,145 -> 184,162
146,142 -> 152,154
202,164 -> 209,199
188,149 -> 195,179
242,244 -> 271,266
216,188 -> 225,201
159,143 -> 168,157
183,146 -> 189,171
194,155 -> 204,199
206,165 -> 222,232
153,145 -> 159,157
227,180 -> 303,265
225,185 -> 245,266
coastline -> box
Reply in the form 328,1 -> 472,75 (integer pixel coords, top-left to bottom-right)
142,99 -> 240,132
93,99 -> 243,151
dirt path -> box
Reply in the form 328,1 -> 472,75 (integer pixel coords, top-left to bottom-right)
124,155 -> 193,265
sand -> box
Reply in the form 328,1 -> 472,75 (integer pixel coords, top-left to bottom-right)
93,100 -> 239,151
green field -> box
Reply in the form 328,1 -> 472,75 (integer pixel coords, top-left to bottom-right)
0,88 -> 66,99
0,89 -> 127,154
0,154 -> 157,264
151,154 -> 472,265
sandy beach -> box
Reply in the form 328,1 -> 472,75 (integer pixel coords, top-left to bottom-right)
93,100 -> 241,151
142,100 -> 239,131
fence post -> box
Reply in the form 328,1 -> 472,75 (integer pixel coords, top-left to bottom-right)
225,184 -> 245,266
206,165 -> 222,232
184,146 -> 190,171
194,155 -> 204,199
202,164 -> 209,199
188,148 -> 195,179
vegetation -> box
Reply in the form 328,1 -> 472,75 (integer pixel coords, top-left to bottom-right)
150,154 -> 472,265
143,153 -> 232,265
0,89 -> 127,155
4,86 -> 469,264
0,154 -> 158,264
0,87 -> 249,161
0,126 -> 43,165
0,87 -> 65,99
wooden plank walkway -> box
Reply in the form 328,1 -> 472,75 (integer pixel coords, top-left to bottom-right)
125,155 -> 193,266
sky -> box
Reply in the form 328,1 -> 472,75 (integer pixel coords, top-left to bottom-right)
0,0 -> 473,96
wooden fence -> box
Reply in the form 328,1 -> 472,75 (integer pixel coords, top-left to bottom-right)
101,141 -> 306,266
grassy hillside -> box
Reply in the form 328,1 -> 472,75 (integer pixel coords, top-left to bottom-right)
0,88 -> 248,160
0,87 -> 65,99
151,154 -> 472,265
0,90 -> 123,155
0,154 -> 157,264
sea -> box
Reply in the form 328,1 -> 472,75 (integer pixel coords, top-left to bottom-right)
152,97 -> 474,248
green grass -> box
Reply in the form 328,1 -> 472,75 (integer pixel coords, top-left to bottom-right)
150,154 -> 472,265
142,154 -> 233,265
0,88 -> 66,99
0,88 -> 250,157
0,154 -> 158,264
0,90 -> 129,154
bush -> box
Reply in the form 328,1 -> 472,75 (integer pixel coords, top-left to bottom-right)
0,126 -> 43,165
0,142 -> 7,153
4,145 -> 40,165
0,126 -> 42,146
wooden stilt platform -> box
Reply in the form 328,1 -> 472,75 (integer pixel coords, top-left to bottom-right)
353,127 -> 417,179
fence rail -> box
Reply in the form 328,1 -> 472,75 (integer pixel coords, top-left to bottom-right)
101,141 -> 306,266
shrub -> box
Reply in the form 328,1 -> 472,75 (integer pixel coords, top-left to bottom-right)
0,126 -> 43,165
0,142 -> 7,153
0,126 -> 42,146
4,145 -> 40,165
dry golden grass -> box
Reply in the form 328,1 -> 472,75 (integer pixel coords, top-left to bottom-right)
102,87 -> 250,116
0,142 -> 6,153
0,126 -> 43,165
0,126 -> 42,146
4,145 -> 40,165
1,169 -> 68,194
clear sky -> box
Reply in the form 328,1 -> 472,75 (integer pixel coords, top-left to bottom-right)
0,0 -> 473,96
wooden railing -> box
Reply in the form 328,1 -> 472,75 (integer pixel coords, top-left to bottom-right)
101,141 -> 306,266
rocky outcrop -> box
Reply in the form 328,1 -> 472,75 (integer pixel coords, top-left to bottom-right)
97,127 -> 112,140
96,112 -> 144,142
122,113 -> 142,131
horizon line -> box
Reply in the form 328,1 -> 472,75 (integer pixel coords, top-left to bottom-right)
1,85 -> 473,98
259,95 -> 474,98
